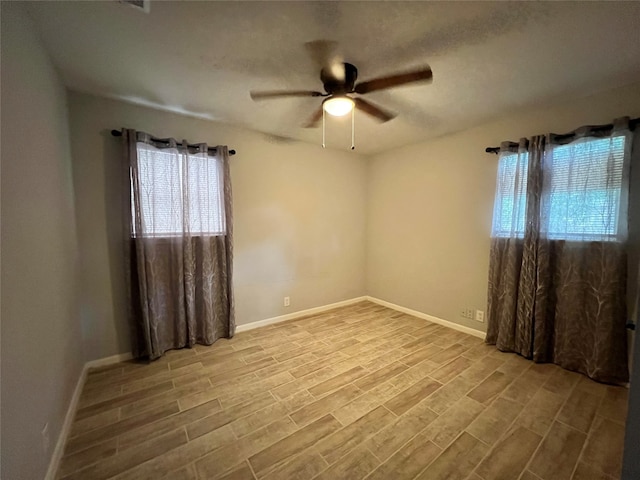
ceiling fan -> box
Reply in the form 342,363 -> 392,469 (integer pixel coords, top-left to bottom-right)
250,44 -> 433,128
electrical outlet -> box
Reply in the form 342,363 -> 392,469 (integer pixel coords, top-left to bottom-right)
283,296 -> 290,307
42,422 -> 50,453
475,310 -> 485,322
460,308 -> 473,319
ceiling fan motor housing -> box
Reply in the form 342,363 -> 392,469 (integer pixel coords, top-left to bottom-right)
321,63 -> 358,95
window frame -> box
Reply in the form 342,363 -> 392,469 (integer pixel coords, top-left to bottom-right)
491,135 -> 627,242
131,142 -> 226,238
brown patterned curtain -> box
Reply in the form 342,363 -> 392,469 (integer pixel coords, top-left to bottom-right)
122,129 -> 235,359
487,118 -> 633,383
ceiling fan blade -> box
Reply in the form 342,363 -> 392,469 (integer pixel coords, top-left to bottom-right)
305,40 -> 345,82
250,90 -> 324,101
354,98 -> 397,123
303,106 -> 324,128
354,66 -> 433,94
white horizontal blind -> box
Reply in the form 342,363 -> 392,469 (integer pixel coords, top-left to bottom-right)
184,150 -> 225,235
132,142 -> 225,237
541,136 -> 625,241
491,150 -> 529,238
490,135 -> 627,242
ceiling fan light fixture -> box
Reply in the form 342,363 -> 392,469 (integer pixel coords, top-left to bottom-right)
323,96 -> 354,117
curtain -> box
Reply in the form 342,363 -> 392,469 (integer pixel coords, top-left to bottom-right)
122,130 -> 234,359
486,118 -> 633,383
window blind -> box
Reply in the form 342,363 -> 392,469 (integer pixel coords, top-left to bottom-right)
490,134 -> 627,242
491,151 -> 529,238
542,136 -> 625,240
132,142 -> 226,237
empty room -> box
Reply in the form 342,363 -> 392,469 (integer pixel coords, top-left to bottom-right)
3,1 -> 640,479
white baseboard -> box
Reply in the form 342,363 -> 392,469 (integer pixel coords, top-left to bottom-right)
366,296 -> 486,339
44,364 -> 88,480
236,296 -> 368,333
85,352 -> 134,370
45,351 -> 134,479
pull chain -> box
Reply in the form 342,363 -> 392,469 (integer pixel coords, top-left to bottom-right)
322,108 -> 326,148
351,108 -> 355,150
321,106 -> 356,150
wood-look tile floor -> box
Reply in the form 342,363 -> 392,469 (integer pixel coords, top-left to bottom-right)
59,302 -> 629,480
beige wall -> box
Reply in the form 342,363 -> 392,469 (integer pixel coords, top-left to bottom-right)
67,92 -> 368,360
1,3 -> 85,479
69,82 -> 640,358
366,82 -> 640,333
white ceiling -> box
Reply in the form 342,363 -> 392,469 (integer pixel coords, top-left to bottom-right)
27,1 -> 640,154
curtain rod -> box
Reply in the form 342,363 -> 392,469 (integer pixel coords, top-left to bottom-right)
111,130 -> 236,156
485,117 -> 639,155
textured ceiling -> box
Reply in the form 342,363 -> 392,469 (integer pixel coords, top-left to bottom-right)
27,1 -> 640,154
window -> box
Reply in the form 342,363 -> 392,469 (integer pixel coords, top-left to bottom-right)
491,135 -> 627,241
491,150 -> 529,238
131,142 -> 225,237
542,136 -> 625,240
